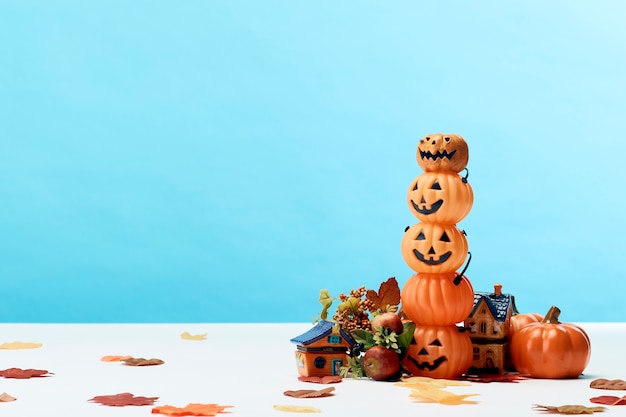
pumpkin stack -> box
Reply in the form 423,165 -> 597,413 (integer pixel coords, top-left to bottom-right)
399,133 -> 475,379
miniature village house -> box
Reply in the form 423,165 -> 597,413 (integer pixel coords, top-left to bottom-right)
290,320 -> 356,377
464,283 -> 517,374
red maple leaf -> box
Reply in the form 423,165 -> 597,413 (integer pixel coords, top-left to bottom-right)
89,392 -> 159,406
0,368 -> 52,379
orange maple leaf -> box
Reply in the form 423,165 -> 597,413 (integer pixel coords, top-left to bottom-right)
151,403 -> 233,416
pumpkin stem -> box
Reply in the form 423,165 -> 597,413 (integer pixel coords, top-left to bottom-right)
461,168 -> 469,183
454,251 -> 472,285
542,306 -> 561,324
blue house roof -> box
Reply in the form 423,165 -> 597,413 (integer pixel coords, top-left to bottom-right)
470,292 -> 514,322
290,320 -> 356,346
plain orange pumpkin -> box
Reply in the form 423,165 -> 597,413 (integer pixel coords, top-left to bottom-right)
407,172 -> 473,224
509,312 -> 544,336
510,306 -> 590,379
401,272 -> 474,326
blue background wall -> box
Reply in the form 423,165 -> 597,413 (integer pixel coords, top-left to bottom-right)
1,1 -> 625,322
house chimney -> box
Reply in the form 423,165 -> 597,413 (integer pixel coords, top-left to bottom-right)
493,283 -> 503,296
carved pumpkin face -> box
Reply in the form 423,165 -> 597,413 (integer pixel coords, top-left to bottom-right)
401,223 -> 468,274
403,325 -> 473,379
416,133 -> 469,173
407,172 -> 473,224
401,272 -> 475,326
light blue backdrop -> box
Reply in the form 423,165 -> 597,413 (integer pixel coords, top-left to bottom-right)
1,1 -> 625,323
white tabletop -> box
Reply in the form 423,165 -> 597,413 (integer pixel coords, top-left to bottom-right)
0,322 -> 625,416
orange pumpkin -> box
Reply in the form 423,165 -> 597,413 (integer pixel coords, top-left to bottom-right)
509,312 -> 543,336
401,272 -> 474,326
416,133 -> 469,173
401,223 -> 468,274
407,172 -> 473,224
510,306 -> 590,379
403,325 -> 472,379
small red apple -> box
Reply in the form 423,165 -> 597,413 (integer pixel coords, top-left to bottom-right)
371,312 -> 404,335
362,345 -> 401,381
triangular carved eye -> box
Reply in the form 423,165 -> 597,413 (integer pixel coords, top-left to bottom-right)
430,180 -> 441,190
412,182 -> 418,191
444,137 -> 450,142
416,231 -> 426,241
440,231 -> 450,242
430,339 -> 442,346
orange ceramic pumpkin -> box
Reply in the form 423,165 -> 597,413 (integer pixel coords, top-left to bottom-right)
403,324 -> 473,379
509,312 -> 543,336
407,172 -> 473,224
510,306 -> 590,379
401,223 -> 468,274
416,133 -> 469,173
401,272 -> 474,326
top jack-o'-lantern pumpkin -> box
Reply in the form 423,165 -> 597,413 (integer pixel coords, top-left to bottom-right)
417,133 -> 469,173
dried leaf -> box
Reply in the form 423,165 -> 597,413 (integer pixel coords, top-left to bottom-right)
181,332 -> 207,341
273,404 -> 321,413
122,357 -> 164,366
101,355 -> 132,362
408,386 -> 479,405
297,375 -> 342,384
0,368 -> 52,379
0,342 -> 42,349
397,376 -> 471,389
366,277 -> 401,311
534,404 -> 606,414
284,387 -> 335,398
590,395 -> 626,406
151,403 -> 233,416
464,373 -> 527,383
590,378 -> 626,390
89,392 -> 159,406
0,392 -> 16,402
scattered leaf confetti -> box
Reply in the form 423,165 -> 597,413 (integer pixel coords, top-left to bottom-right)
0,392 -> 17,402
273,404 -> 321,413
101,355 -> 132,362
284,387 -> 335,398
89,392 -> 159,407
590,395 -> 626,406
122,357 -> 165,366
408,386 -> 479,405
396,376 -> 471,389
0,342 -> 42,350
297,375 -> 342,384
151,403 -> 233,416
0,368 -> 52,379
181,332 -> 207,341
463,373 -> 528,383
590,378 -> 626,390
534,404 -> 606,414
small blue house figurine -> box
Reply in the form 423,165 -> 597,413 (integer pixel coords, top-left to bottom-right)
464,283 -> 517,374
290,320 -> 357,377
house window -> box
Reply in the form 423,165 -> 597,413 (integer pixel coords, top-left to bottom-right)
481,308 -> 486,314
473,347 -> 480,360
313,356 -> 326,369
327,335 -> 341,345
479,322 -> 487,334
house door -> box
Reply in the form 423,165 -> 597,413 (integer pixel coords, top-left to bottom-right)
331,359 -> 343,376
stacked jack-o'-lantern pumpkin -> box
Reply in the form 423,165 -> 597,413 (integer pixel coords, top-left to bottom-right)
400,133 -> 475,379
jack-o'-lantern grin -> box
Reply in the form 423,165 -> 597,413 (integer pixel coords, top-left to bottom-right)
410,198 -> 443,215
413,248 -> 452,265
418,148 -> 457,163
406,354 -> 448,371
